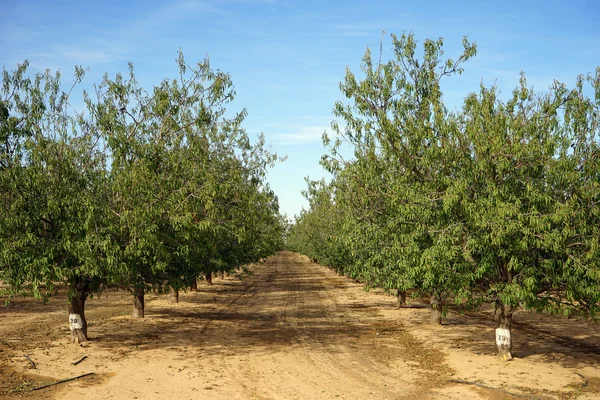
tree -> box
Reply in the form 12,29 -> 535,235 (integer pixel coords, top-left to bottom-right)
0,62 -> 115,342
1,54 -> 286,340
290,32 -> 600,361
458,72 -> 600,360
86,52 -> 284,315
321,32 -> 477,324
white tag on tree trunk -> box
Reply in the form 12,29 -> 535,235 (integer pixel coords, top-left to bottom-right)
69,314 -> 83,330
495,327 -> 511,346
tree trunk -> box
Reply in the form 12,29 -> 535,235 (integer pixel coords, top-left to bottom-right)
132,287 -> 144,318
429,294 -> 442,325
206,273 -> 212,286
190,278 -> 198,292
169,287 -> 179,303
397,290 -> 407,308
68,287 -> 88,343
219,271 -> 225,279
495,303 -> 514,361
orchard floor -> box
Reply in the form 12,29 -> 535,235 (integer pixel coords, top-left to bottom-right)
1,251 -> 599,400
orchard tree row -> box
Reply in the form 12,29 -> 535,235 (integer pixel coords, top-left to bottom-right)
0,53 -> 285,342
287,33 -> 600,361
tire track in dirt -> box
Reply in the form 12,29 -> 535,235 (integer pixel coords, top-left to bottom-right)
282,258 -> 409,393
4,252 -> 600,399
1,252 -> 454,399
194,252 -> 447,399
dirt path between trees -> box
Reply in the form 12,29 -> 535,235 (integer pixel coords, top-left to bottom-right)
1,251 -> 599,399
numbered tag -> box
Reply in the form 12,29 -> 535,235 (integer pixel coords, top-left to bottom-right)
495,327 -> 511,346
69,313 -> 83,330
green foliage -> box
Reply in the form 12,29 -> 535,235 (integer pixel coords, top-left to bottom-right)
286,179 -> 352,273
288,32 -> 600,318
1,62 -> 110,300
1,53 -> 285,304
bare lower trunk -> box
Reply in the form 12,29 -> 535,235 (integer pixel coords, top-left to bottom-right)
169,287 -> 179,303
397,290 -> 407,308
495,303 -> 514,361
430,294 -> 442,325
132,288 -> 144,318
219,271 -> 224,279
206,273 -> 212,286
190,278 -> 198,292
68,287 -> 88,343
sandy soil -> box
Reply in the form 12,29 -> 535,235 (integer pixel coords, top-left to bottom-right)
1,251 -> 599,399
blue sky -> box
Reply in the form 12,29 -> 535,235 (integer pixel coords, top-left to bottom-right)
1,0 -> 599,219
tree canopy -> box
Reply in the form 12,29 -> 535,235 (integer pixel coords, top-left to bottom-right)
287,32 -> 600,360
1,53 -> 285,340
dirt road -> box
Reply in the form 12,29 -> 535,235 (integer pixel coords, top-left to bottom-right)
1,251 -> 599,399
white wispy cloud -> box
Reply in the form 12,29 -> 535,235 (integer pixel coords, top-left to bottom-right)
21,43 -> 127,75
333,21 -> 419,38
3,0 -> 225,73
480,68 -> 519,77
136,0 -> 224,30
334,23 -> 387,38
275,126 -> 328,145
57,48 -> 115,65
480,69 -> 572,90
